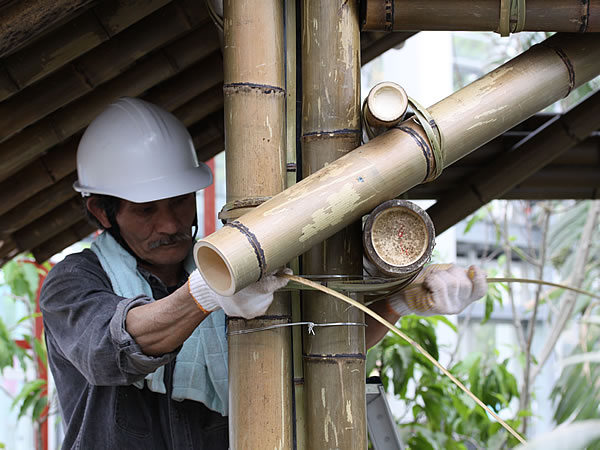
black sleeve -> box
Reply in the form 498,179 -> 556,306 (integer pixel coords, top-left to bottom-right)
40,250 -> 177,386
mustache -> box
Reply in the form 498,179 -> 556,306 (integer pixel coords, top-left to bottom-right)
148,232 -> 192,249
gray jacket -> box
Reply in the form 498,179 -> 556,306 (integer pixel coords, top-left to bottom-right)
40,249 -> 228,449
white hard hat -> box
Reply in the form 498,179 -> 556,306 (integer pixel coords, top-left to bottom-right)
73,97 -> 213,203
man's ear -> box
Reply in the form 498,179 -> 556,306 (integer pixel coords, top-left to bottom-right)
86,197 -> 112,229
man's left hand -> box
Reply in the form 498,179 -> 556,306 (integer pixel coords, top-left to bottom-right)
385,264 -> 487,317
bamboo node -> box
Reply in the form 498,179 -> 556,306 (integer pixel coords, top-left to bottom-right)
223,82 -> 285,96
223,220 -> 267,280
538,42 -> 576,97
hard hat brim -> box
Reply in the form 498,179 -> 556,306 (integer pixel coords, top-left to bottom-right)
73,162 -> 214,203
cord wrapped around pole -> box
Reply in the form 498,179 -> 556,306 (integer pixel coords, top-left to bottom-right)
194,33 -> 600,296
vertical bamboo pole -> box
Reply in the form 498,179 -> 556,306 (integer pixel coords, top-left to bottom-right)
285,0 -> 308,448
301,1 -> 367,448
222,1 -> 292,448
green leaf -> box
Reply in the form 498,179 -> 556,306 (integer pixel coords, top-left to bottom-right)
31,396 -> 47,422
464,208 -> 489,234
33,338 -> 47,367
11,379 -> 46,410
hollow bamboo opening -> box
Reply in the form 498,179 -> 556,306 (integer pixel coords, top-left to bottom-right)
194,245 -> 233,295
365,81 -> 408,127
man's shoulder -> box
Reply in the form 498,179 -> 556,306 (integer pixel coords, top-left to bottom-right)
42,248 -> 110,298
49,248 -> 102,276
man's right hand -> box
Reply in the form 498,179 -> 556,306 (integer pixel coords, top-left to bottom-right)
188,268 -> 291,319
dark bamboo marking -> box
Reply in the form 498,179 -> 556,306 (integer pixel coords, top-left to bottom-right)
395,125 -> 432,182
539,42 -> 576,96
224,82 -> 285,95
224,220 -> 267,280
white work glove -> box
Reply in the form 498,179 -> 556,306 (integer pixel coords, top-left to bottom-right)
188,268 -> 292,319
386,264 -> 487,316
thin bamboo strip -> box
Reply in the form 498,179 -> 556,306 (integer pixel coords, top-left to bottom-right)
361,0 -> 598,33
301,1 -> 366,448
194,33 -> 600,296
222,0 -> 292,448
428,89 -> 600,234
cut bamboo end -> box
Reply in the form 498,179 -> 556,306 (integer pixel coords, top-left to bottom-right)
193,243 -> 234,295
363,199 -> 434,277
364,81 -> 408,128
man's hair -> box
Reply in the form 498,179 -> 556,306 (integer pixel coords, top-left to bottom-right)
82,194 -> 121,230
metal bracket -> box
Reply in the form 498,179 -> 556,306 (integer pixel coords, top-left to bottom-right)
366,378 -> 404,450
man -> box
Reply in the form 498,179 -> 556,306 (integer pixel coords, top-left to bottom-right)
40,97 -> 486,449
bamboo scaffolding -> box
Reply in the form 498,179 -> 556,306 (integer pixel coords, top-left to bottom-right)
195,33 -> 600,296
428,89 -> 600,234
300,1 -> 367,448
222,1 -> 292,448
361,0 -> 599,33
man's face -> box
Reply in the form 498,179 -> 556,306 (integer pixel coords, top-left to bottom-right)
115,193 -> 197,267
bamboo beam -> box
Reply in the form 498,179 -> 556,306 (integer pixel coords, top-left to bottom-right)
0,33 -> 219,183
195,33 -> 600,294
32,219 -> 96,264
0,0 -> 211,143
173,85 -> 224,127
361,0 -> 600,33
0,173 -> 78,233
360,31 -> 416,65
1,0 -> 170,93
300,1 -> 366,448
222,0 -> 291,448
428,89 -> 600,234
0,0 -> 96,58
13,198 -> 84,251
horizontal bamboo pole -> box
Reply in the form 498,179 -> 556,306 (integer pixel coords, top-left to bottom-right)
0,173 -> 78,233
172,85 -> 224,127
0,0 -> 96,58
361,31 -> 417,65
0,1 -> 211,143
195,33 -> 600,296
32,219 -> 95,264
361,0 -> 599,33
0,39 -> 220,183
14,198 -> 84,251
429,89 -> 600,234
2,0 -> 170,92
